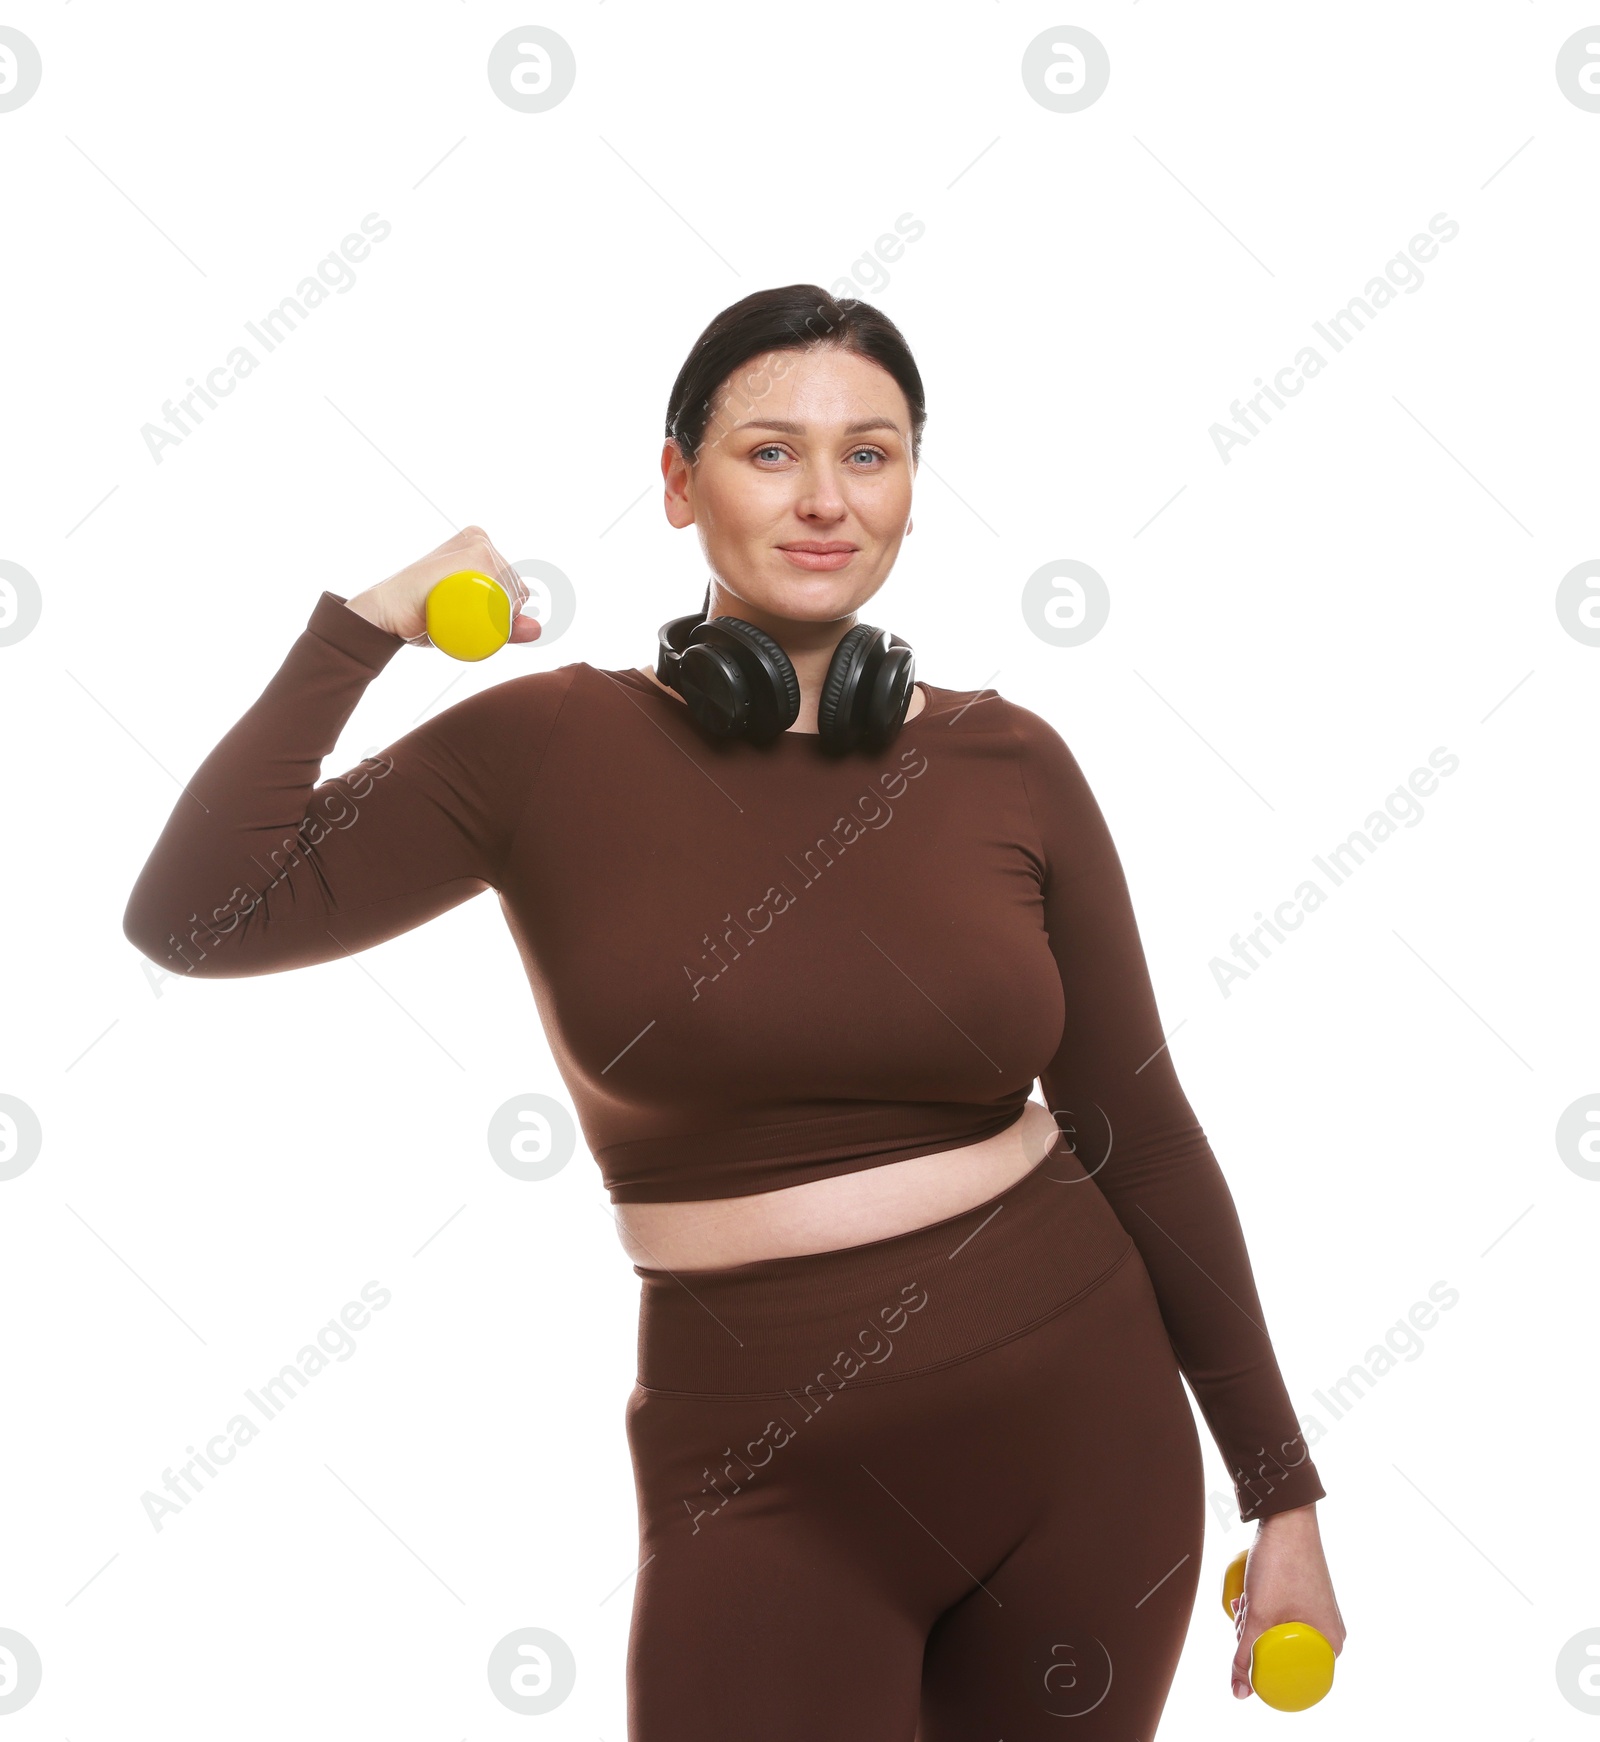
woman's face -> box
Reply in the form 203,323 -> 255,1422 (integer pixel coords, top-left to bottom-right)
661,344 -> 916,628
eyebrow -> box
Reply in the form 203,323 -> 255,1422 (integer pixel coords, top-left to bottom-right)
731,418 -> 903,437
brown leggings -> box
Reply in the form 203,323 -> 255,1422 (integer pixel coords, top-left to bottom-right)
624,1128 -> 1206,1738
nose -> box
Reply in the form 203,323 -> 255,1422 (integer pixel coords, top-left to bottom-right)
790,456 -> 850,524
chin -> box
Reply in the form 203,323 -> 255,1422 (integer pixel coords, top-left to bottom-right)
763,584 -> 867,624
783,557 -> 889,600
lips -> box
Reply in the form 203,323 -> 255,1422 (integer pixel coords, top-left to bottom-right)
777,543 -> 859,571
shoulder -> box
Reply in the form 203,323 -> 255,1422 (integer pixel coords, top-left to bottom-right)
441,659 -> 581,711
917,683 -> 1104,838
428,659 -> 689,755
914,679 -> 1075,763
411,659 -> 583,750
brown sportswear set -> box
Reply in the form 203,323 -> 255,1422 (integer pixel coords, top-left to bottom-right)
123,590 -> 1325,1737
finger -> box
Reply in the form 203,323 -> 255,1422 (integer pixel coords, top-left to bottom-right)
497,549 -> 528,607
1231,1638 -> 1255,1700
486,543 -> 524,601
488,538 -> 521,585
507,614 -> 542,644
462,536 -> 515,599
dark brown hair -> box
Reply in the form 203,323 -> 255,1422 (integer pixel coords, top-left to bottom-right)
664,283 -> 927,469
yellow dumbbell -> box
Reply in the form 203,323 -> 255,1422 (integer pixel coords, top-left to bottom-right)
1221,1547 -> 1248,1621
1221,1548 -> 1335,1712
425,569 -> 513,662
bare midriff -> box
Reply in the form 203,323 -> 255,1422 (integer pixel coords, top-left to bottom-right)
617,664 -> 1058,1274
615,1098 -> 1063,1272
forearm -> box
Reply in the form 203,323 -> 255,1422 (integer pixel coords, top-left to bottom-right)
1063,1103 -> 1325,1522
1012,706 -> 1328,1523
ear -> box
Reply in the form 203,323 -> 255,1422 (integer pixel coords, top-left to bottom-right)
662,439 -> 696,530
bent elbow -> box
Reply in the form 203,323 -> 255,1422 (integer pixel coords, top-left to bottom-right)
122,896 -> 217,980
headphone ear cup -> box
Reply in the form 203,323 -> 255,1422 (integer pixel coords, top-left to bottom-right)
816,624 -> 879,751
861,643 -> 917,751
691,618 -> 800,742
675,643 -> 752,738
819,623 -> 871,745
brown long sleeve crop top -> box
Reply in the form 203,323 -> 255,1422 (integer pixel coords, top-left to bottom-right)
122,590 -> 1325,1521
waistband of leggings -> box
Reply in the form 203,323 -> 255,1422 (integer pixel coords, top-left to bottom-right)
633,1126 -> 1136,1397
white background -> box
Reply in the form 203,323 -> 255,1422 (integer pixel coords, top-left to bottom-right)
2,2 -> 1595,1735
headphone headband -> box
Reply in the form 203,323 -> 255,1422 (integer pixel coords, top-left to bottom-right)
653,580 -> 713,687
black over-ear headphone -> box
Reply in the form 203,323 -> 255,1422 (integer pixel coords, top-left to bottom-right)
656,582 -> 917,752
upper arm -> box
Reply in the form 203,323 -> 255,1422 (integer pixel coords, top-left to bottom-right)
1012,709 -> 1201,1169
123,660 -> 577,978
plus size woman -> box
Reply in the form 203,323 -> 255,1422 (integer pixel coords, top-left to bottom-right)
123,284 -> 1344,1738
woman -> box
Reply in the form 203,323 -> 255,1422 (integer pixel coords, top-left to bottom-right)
123,284 -> 1343,1737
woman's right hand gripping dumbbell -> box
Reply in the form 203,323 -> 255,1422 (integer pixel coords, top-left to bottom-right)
344,526 -> 541,654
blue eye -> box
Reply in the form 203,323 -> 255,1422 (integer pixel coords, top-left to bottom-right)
750,443 -> 887,466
